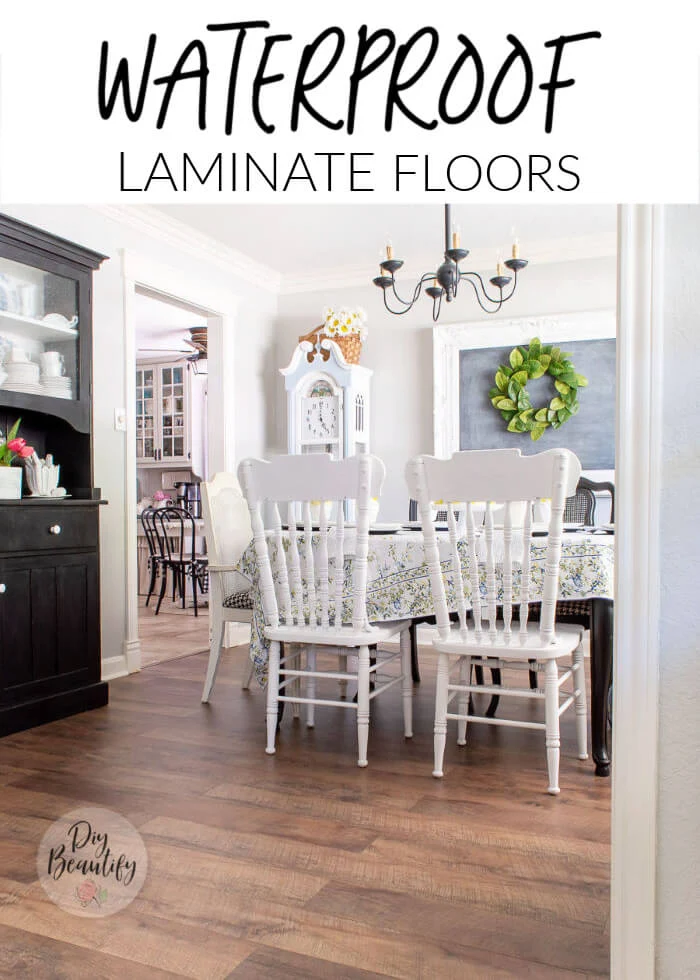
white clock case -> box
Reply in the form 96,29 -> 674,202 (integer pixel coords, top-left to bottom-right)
280,338 -> 373,462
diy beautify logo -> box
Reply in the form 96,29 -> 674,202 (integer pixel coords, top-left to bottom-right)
37,807 -> 148,917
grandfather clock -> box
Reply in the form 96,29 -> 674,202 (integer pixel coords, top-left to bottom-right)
280,336 -> 372,460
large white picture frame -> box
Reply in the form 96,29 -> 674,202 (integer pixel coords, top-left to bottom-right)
433,310 -> 616,459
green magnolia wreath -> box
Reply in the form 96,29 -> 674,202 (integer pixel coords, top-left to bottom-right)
489,337 -> 588,441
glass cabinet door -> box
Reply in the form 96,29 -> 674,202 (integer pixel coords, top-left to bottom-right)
159,364 -> 187,461
135,361 -> 190,464
0,254 -> 80,402
136,367 -> 156,461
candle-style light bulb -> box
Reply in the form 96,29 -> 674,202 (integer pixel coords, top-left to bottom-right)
496,253 -> 505,277
385,237 -> 394,260
452,224 -> 461,249
511,225 -> 520,259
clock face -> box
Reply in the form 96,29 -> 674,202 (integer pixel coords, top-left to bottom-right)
302,396 -> 338,440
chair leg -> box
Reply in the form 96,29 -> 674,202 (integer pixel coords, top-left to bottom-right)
266,641 -> 281,755
155,563 -> 169,615
529,660 -> 539,689
338,650 -> 348,700
457,656 -> 469,745
306,646 -> 316,728
356,644 -> 371,767
145,560 -> 157,606
242,658 -> 255,691
201,613 -> 224,703
573,642 -> 589,760
400,629 -> 413,738
485,665 -> 501,718
433,652 -> 450,778
192,568 -> 199,617
544,659 -> 561,795
292,647 -> 301,718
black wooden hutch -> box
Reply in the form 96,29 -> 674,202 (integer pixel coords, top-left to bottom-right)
0,214 -> 109,736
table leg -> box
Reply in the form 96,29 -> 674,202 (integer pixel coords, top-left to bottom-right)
589,598 -> 613,777
409,622 -> 421,683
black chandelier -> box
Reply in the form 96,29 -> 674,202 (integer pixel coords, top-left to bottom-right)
372,204 -> 528,321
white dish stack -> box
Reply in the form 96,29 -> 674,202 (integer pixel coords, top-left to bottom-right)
40,350 -> 72,399
2,354 -> 41,394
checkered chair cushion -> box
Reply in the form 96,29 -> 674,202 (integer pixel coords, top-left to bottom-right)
525,599 -> 592,623
223,588 -> 254,610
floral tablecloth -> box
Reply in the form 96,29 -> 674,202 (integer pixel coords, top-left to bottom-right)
237,530 -> 615,683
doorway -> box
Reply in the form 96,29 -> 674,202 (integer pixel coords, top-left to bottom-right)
134,288 -> 210,666
120,247 -> 243,677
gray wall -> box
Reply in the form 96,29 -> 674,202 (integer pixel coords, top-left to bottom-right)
656,205 -> 700,977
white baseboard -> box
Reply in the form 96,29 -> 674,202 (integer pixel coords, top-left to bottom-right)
102,654 -> 129,681
224,623 -> 251,647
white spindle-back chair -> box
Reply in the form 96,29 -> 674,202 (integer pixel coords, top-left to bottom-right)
406,447 -> 587,795
238,453 -> 413,767
200,473 -> 255,702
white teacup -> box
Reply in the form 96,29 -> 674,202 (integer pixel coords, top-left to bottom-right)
8,345 -> 30,364
40,351 -> 64,377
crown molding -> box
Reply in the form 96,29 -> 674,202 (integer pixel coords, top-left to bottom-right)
279,232 -> 618,295
89,205 -> 616,300
90,205 -> 282,294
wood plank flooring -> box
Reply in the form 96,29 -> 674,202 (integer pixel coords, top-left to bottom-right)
138,603 -> 250,668
0,645 -> 610,978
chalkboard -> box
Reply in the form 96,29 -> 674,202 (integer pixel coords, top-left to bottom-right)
459,338 -> 616,469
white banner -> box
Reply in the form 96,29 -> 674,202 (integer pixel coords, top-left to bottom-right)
0,1 -> 697,202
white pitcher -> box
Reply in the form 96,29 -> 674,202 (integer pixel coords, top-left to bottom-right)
39,351 -> 64,377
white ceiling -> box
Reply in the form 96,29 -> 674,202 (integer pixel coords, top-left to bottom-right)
152,203 -> 617,284
135,289 -> 207,347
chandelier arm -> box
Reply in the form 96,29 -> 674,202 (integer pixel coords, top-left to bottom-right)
432,291 -> 443,322
457,269 -> 505,306
382,289 -> 422,316
389,272 -> 436,308
459,273 -> 506,314
498,269 -> 519,303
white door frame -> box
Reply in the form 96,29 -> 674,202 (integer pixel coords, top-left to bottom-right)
611,204 -> 663,979
120,248 -> 240,672
431,205 -> 663,977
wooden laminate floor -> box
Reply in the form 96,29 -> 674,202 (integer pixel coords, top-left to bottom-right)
0,645 -> 610,979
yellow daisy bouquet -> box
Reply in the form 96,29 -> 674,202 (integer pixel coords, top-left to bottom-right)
321,306 -> 368,340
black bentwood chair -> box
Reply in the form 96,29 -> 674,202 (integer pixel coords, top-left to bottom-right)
154,506 -> 209,616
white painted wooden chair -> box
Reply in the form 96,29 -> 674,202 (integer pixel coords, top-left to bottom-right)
200,472 -> 255,702
406,448 -> 587,795
238,453 -> 413,767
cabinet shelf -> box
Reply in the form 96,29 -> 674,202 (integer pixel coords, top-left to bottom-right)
0,388 -> 89,433
0,310 -> 78,343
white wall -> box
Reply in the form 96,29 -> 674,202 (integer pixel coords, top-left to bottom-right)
656,205 -> 700,978
1,205 -> 278,673
277,255 -> 616,519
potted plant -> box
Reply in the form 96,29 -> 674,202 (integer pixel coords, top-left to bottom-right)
0,419 -> 35,499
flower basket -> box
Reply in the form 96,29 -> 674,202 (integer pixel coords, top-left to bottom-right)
298,326 -> 363,365
299,306 -> 367,365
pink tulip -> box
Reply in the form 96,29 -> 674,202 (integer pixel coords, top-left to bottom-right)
6,438 -> 25,452
18,445 -> 34,458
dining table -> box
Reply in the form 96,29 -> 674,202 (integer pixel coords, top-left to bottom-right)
237,525 -> 614,777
